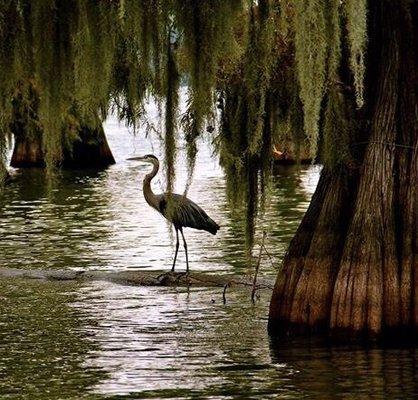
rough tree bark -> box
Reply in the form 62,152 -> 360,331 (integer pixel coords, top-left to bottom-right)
268,0 -> 418,340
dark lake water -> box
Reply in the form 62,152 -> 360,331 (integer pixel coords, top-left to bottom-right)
0,116 -> 416,399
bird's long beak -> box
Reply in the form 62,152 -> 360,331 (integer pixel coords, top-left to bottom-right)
127,156 -> 146,161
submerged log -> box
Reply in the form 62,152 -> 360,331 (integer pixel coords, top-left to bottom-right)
0,267 -> 273,290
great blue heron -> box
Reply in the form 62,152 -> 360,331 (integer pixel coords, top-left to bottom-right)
128,154 -> 220,273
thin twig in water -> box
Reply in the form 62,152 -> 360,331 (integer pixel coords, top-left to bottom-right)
251,231 -> 266,303
262,243 -> 276,269
223,282 -> 230,304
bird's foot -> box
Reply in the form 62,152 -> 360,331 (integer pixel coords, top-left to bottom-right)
175,271 -> 190,282
156,271 -> 189,285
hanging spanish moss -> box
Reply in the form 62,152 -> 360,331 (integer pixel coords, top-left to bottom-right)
215,0 -> 367,253
112,0 -> 165,126
174,0 -> 242,179
269,5 -> 306,165
292,0 -> 366,159
283,78 -> 306,162
175,0 -> 242,127
325,0 -> 342,81
217,0 -> 277,253
180,110 -> 198,196
31,1 -> 71,170
344,0 -> 367,108
73,1 -> 117,122
163,30 -> 180,195
0,1 -> 25,182
322,85 -> 353,168
294,0 -> 328,157
321,0 -> 360,169
0,1 -> 119,173
9,81 -> 45,168
0,0 -> 371,261
321,0 -> 347,168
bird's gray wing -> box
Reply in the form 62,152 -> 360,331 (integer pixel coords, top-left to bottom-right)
159,193 -> 219,234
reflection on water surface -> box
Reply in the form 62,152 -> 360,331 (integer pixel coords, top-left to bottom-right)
0,118 -> 416,399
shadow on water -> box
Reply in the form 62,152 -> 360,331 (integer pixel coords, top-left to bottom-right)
269,337 -> 418,399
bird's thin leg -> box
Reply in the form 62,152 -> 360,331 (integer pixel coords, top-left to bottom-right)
171,227 -> 180,272
180,228 -> 189,273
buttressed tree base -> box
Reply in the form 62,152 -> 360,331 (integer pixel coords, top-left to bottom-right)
268,0 -> 418,340
11,125 -> 115,169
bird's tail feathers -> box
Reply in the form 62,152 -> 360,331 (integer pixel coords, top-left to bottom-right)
206,219 -> 220,235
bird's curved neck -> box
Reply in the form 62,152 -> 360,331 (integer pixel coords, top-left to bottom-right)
143,160 -> 160,209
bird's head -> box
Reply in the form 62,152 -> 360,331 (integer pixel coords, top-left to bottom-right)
127,154 -> 159,164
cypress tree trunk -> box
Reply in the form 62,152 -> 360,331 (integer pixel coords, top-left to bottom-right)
268,0 -> 417,339
10,124 -> 115,169
10,132 -> 44,168
61,124 -> 115,169
9,86 -> 115,169
9,88 -> 45,168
